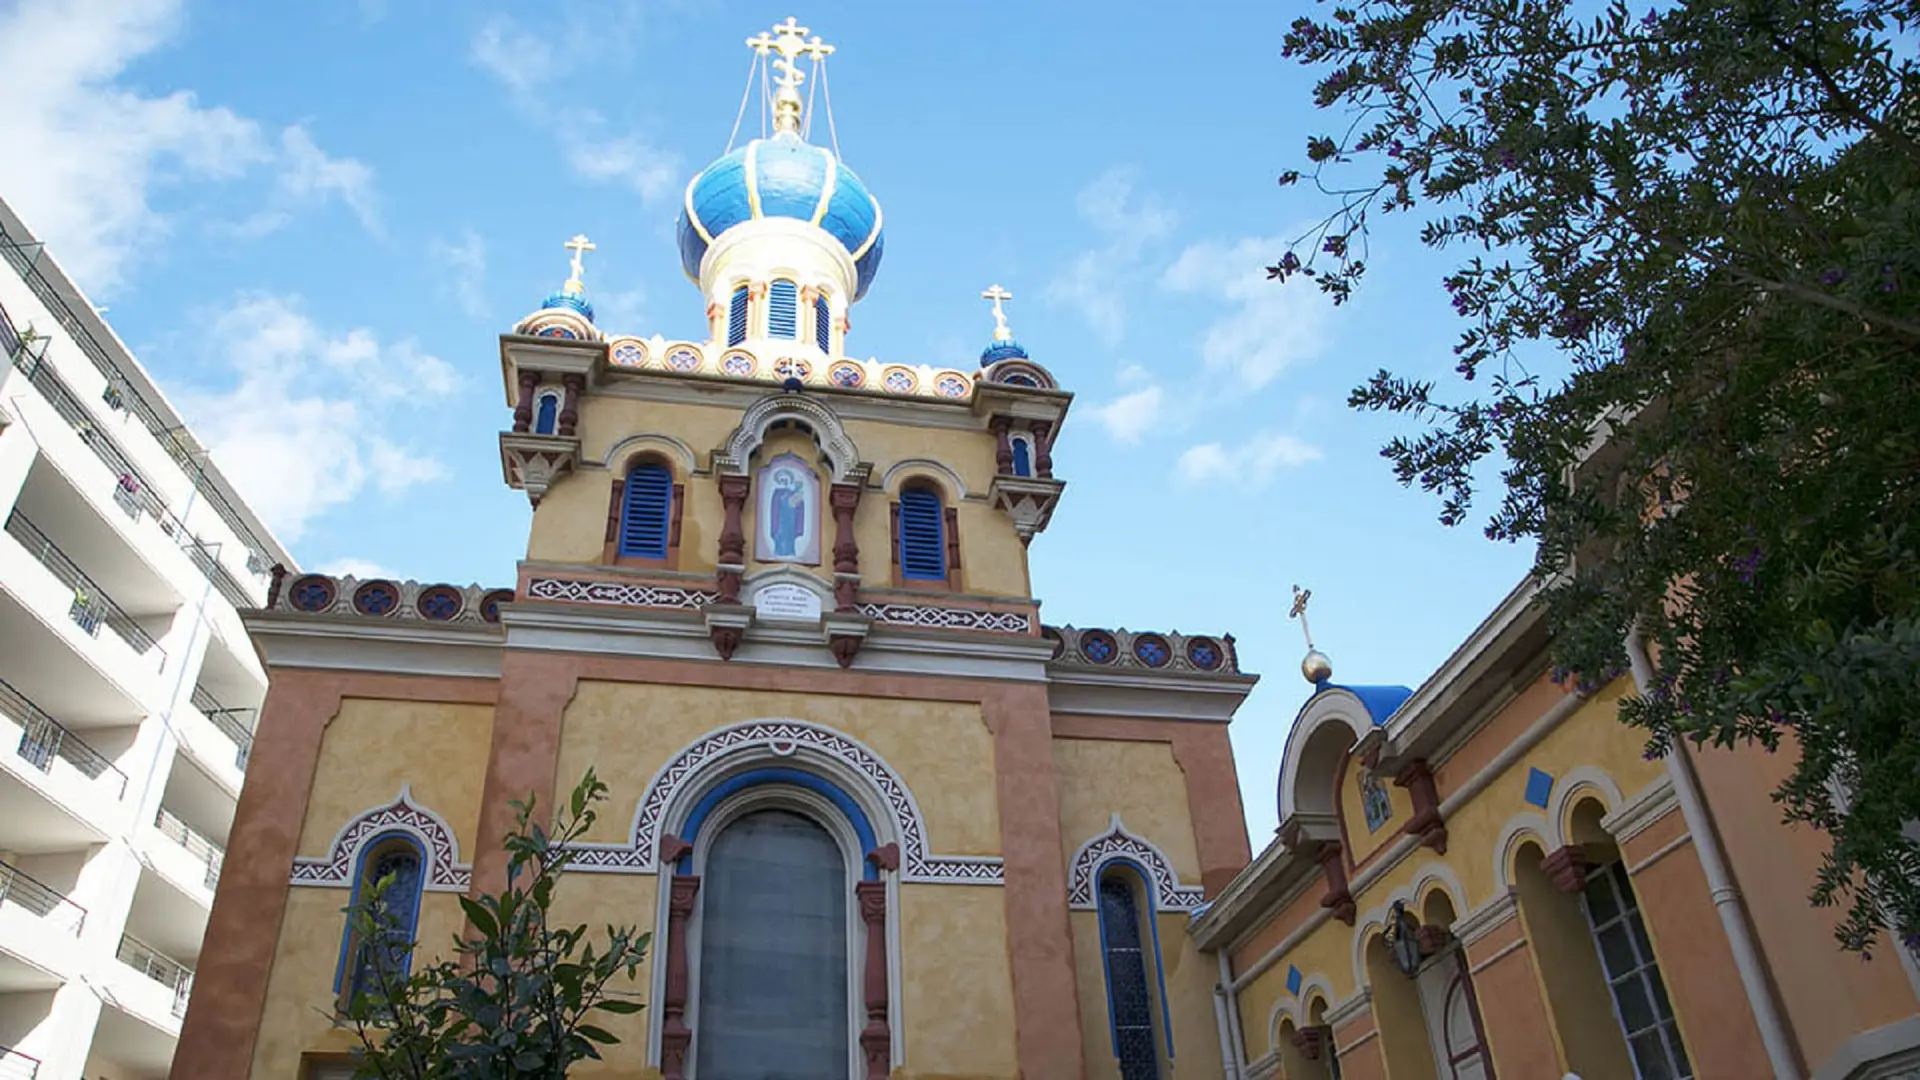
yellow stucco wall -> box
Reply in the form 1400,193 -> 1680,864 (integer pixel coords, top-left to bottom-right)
547,873 -> 660,1077
555,680 -> 1001,856
527,394 -> 1032,596
1230,678 -> 1663,1062
293,699 -> 496,861
898,883 -> 1020,1078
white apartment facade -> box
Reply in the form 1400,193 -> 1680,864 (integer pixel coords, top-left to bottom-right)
0,197 -> 293,1080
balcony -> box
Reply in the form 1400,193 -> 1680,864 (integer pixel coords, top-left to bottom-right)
1,677 -> 126,799
0,859 -> 85,990
0,1047 -> 40,1080
0,861 -> 85,936
116,934 -> 191,1013
152,808 -> 222,892
189,685 -> 254,772
2,512 -> 165,671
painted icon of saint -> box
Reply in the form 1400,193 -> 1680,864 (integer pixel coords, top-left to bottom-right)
768,469 -> 808,558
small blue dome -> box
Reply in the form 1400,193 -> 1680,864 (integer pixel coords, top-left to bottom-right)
677,134 -> 885,300
980,340 -> 1029,365
543,287 -> 594,322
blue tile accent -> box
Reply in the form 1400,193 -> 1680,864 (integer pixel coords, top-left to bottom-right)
1524,767 -> 1554,809
1286,964 -> 1303,995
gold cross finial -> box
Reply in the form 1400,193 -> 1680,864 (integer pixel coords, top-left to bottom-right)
563,234 -> 595,290
1290,584 -> 1315,647
747,17 -> 835,135
981,284 -> 1014,342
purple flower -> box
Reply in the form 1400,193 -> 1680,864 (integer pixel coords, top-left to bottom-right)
1821,267 -> 1847,286
1641,11 -> 1660,30
1496,148 -> 1518,170
1734,547 -> 1762,585
1388,139 -> 1405,158
1281,252 -> 1301,273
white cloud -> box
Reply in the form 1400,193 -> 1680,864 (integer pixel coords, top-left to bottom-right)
277,126 -> 379,234
1162,235 -> 1330,391
1178,431 -> 1322,487
317,557 -> 395,579
1086,386 -> 1165,444
0,0 -> 379,294
1045,168 -> 1176,344
471,14 -> 680,202
431,230 -> 489,319
173,295 -> 455,543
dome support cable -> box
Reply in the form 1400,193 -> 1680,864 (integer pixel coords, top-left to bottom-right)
725,52 -> 760,154
819,58 -> 842,159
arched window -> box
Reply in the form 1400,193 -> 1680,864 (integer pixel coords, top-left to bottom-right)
727,285 -> 750,346
768,279 -> 800,339
533,391 -> 559,435
620,461 -> 673,559
1010,435 -> 1033,477
338,835 -> 424,1005
696,809 -> 849,1077
897,486 -> 947,581
1097,870 -> 1166,1080
814,295 -> 832,353
1582,860 -> 1692,1078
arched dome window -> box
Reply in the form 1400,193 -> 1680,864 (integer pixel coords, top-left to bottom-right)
338,834 -> 425,1007
727,285 -> 750,346
620,461 -> 674,559
533,391 -> 559,436
768,279 -> 800,339
695,809 -> 850,1076
814,295 -> 832,353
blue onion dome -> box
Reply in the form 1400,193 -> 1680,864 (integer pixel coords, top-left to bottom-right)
678,132 -> 885,300
980,339 -> 1029,365
514,271 -> 600,342
543,283 -> 594,322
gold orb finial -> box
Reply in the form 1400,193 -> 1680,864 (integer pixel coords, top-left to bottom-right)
1290,584 -> 1331,685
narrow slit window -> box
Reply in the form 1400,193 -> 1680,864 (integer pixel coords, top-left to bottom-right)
768,279 -> 800,339
620,462 -> 673,559
898,487 -> 946,581
533,393 -> 559,435
1098,874 -> 1162,1080
1011,436 -> 1032,477
339,836 -> 425,1006
727,285 -> 750,346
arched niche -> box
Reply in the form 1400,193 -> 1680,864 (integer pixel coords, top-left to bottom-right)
713,392 -> 865,483
1277,689 -> 1376,832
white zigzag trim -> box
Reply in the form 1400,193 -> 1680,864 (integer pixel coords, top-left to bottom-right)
527,578 -> 719,609
289,786 -> 472,892
1066,814 -> 1206,912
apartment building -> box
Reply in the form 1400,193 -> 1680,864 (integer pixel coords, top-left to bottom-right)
0,197 -> 293,1080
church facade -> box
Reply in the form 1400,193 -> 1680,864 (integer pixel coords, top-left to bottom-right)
169,17 -> 1920,1080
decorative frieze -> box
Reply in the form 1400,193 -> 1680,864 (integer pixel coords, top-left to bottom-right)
857,602 -> 1032,634
525,578 -> 719,610
1065,815 -> 1207,912
1046,625 -> 1243,676
270,574 -> 509,626
288,788 -> 472,892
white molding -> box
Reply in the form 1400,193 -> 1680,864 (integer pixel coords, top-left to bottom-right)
244,617 -> 504,679
1384,579 -> 1542,745
1453,887 -> 1520,947
594,372 -> 986,432
1242,1052 -> 1282,1080
1065,815 -> 1206,912
1491,812 -> 1555,889
289,786 -> 473,892
1277,688 -> 1377,826
1323,987 -> 1372,1030
1045,669 -> 1256,723
600,432 -> 699,474
1545,765 -> 1626,842
877,458 -> 969,500
713,392 -> 863,481
1601,774 -> 1680,845
1810,1015 -> 1920,1080
1348,861 -> 1470,990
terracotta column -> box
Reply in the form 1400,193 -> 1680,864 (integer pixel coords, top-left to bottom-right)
1031,421 -> 1054,477
660,869 -> 701,1080
830,483 -> 863,611
512,369 -> 538,432
468,654 -> 574,898
990,417 -> 1013,474
716,474 -> 751,603
557,373 -> 584,437
1541,845 -> 1592,892
1458,891 -> 1566,1076
856,879 -> 890,1079
1317,841 -> 1357,924
1395,759 -> 1448,853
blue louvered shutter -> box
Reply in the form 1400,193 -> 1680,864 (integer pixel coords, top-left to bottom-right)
620,463 -> 673,558
768,280 -> 799,339
534,394 -> 558,435
727,286 -> 749,345
898,488 -> 946,580
814,296 -> 832,353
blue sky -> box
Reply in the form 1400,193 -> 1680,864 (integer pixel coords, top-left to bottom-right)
0,0 -> 1530,839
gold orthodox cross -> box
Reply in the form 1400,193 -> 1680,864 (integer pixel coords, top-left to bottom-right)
564,234 -> 595,284
981,284 -> 1014,342
1290,584 -> 1315,649
747,17 -> 835,95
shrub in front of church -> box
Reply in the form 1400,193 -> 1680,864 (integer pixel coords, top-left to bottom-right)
340,770 -> 650,1078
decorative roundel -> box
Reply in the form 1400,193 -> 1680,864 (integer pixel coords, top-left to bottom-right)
287,574 -> 336,612
828,362 -> 865,389
351,580 -> 401,617
1133,633 -> 1172,668
611,340 -> 647,367
882,367 -> 918,394
479,589 -> 515,623
934,372 -> 970,398
1079,630 -> 1119,665
667,347 -> 702,372
417,585 -> 464,621
1041,627 -> 1066,661
1186,636 -> 1225,671
722,351 -> 757,378
774,357 -> 813,381
1002,372 -> 1038,387
536,326 -> 578,340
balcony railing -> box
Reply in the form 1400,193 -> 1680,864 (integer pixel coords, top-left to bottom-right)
154,806 -> 224,889
0,231 -> 277,582
0,1046 -> 40,1080
190,685 -> 255,770
0,859 -> 86,935
3,511 -> 165,664
0,676 -> 127,798
116,933 -> 193,1016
